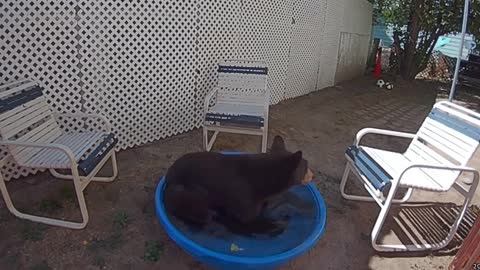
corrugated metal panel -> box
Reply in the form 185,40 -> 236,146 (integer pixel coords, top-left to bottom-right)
436,34 -> 476,60
373,23 -> 394,48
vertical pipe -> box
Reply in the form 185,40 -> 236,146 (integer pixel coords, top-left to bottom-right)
449,0 -> 470,101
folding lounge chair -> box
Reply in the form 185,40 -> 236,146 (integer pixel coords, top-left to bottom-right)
203,60 -> 270,152
341,101 -> 479,252
0,80 -> 118,229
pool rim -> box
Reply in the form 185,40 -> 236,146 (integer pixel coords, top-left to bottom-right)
154,175 -> 327,265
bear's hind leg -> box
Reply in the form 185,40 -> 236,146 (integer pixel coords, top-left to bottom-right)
164,184 -> 211,226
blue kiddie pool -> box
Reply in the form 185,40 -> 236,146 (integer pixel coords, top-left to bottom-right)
155,152 -> 327,270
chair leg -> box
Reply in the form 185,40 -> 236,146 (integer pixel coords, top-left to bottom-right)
340,164 -> 374,202
207,131 -> 219,151
72,168 -> 89,228
49,152 -> 118,183
88,151 -> 118,183
203,126 -> 209,151
261,116 -> 268,153
0,169 -> 89,229
204,123 -> 265,153
398,188 -> 413,203
372,175 -> 479,252
261,128 -> 268,153
203,126 -> 219,152
340,163 -> 413,203
371,178 -> 407,252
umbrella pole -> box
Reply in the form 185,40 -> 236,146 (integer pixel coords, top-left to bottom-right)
449,0 -> 470,101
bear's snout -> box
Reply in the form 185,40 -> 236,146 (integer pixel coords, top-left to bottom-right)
302,168 -> 314,184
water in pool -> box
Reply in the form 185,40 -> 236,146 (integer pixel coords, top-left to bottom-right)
167,185 -> 318,257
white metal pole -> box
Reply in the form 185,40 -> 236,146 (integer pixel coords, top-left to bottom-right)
449,0 -> 470,101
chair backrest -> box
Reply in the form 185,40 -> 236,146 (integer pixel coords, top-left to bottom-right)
405,101 -> 480,167
0,80 -> 62,164
216,60 -> 269,106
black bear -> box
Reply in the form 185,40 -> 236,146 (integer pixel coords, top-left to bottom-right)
163,135 -> 314,235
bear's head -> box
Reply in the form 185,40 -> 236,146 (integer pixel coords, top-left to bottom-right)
270,135 -> 314,185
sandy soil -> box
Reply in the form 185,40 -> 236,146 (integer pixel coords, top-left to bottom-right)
0,76 -> 479,270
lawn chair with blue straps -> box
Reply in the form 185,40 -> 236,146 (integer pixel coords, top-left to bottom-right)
341,101 -> 480,252
203,60 -> 269,152
0,80 -> 118,229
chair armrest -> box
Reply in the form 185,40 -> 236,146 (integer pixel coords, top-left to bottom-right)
355,128 -> 416,146
204,87 -> 219,114
0,140 -> 77,165
54,113 -> 112,132
400,163 -> 479,185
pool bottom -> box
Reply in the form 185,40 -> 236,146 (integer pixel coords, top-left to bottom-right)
167,185 -> 318,258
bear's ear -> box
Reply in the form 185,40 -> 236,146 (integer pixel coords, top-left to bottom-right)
287,151 -> 303,169
271,136 -> 286,153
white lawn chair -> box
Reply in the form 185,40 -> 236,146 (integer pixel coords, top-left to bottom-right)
203,60 -> 269,152
0,80 -> 118,229
340,101 -> 479,252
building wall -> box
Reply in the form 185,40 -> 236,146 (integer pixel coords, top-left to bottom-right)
317,0 -> 345,90
335,0 -> 373,83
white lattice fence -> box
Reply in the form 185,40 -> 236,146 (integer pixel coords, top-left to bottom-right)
0,0 -> 373,180
77,1 -> 197,150
0,1 -> 83,179
193,0 -> 241,126
237,0 -> 293,104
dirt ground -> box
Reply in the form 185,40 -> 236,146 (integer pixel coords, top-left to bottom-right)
1,76 -> 479,270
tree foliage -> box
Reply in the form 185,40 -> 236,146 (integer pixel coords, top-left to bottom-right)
374,0 -> 480,79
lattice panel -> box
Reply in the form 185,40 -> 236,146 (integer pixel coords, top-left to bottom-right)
193,0 -> 241,126
77,1 -> 197,149
285,0 -> 326,99
0,1 -> 82,180
237,0 -> 293,105
315,0 -> 328,89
